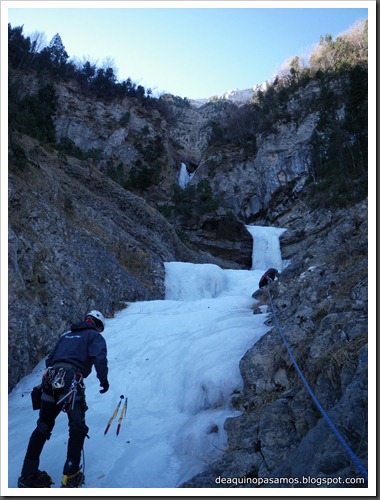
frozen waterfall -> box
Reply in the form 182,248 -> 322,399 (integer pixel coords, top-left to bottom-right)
178,162 -> 194,189
246,225 -> 287,272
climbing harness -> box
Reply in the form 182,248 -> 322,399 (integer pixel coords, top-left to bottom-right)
266,280 -> 368,482
116,397 -> 128,436
57,373 -> 84,413
42,367 -> 66,391
104,395 -> 124,435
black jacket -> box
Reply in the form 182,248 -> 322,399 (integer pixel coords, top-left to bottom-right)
259,268 -> 278,288
46,321 -> 108,381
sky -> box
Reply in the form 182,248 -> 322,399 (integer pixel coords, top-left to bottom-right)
6,227 -> 284,493
4,1 -> 370,100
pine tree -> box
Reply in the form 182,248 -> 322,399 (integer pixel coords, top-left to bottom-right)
48,33 -> 69,67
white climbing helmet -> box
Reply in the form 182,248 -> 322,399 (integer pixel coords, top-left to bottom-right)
85,310 -> 105,332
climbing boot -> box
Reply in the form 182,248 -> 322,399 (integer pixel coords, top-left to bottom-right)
61,470 -> 85,488
17,470 -> 53,488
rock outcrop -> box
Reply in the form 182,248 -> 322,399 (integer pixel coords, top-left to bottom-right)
185,211 -> 253,268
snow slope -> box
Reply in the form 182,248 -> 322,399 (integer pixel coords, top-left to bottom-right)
5,226 -> 286,493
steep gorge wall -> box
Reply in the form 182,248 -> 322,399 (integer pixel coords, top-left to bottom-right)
174,80 -> 324,221
11,74 -> 346,273
50,77 -> 327,225
8,133 -> 227,391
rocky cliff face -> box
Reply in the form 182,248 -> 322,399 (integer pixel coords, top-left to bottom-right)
23,75 -> 350,269
48,78 -> 333,253
171,79 -> 324,222
8,133 -> 229,391
188,110 -> 316,221
11,73 -> 350,230
181,198 -> 368,487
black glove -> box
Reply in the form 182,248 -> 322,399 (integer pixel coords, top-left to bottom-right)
99,379 -> 109,394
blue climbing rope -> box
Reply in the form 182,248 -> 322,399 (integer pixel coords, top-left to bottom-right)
267,282 -> 368,482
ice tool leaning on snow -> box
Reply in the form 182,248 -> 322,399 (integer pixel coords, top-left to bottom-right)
104,395 -> 128,436
18,310 -> 109,488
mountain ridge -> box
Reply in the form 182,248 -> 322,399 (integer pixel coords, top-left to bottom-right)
189,85 -> 261,108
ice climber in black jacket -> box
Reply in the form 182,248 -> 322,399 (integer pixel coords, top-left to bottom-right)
18,310 -> 109,488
